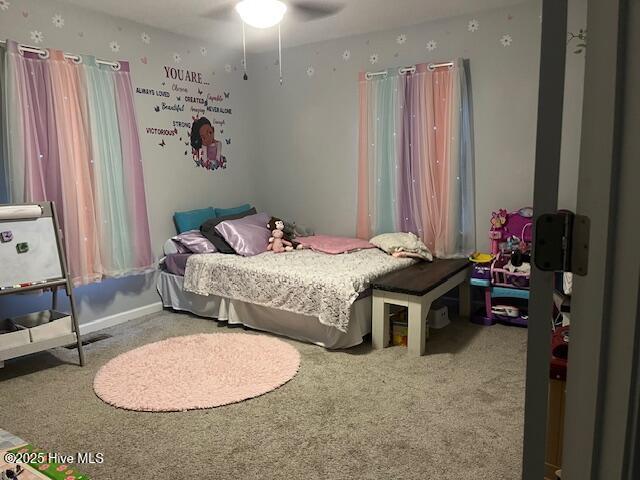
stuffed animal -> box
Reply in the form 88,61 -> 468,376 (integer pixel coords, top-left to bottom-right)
267,217 -> 303,250
268,219 -> 294,253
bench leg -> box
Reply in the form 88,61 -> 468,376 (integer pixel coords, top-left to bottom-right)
372,293 -> 390,349
459,278 -> 471,318
408,297 -> 429,356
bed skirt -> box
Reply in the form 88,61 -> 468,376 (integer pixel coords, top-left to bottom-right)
156,271 -> 372,349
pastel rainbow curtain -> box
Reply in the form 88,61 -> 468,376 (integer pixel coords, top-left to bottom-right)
357,58 -> 476,258
0,40 -> 153,285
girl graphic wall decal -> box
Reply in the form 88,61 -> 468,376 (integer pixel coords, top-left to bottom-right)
190,116 -> 226,171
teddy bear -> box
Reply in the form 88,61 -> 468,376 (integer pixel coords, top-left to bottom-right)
267,219 -> 294,253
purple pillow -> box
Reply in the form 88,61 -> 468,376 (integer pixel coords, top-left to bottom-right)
214,213 -> 271,256
171,230 -> 217,254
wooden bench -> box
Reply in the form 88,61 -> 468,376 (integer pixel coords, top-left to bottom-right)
371,258 -> 472,356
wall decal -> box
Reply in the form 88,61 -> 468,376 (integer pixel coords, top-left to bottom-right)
0,1 -> 9,12
396,34 -> 407,45
500,34 -> 513,47
30,30 -> 43,43
141,32 -> 151,44
369,53 -> 379,64
52,13 -> 64,28
224,64 -> 232,73
173,53 -> 182,63
22,11 -> 28,18
109,41 -> 120,52
342,49 -> 350,61
140,56 -> 148,64
78,31 -> 84,37
568,29 -> 587,54
154,105 -> 160,112
200,47 -> 208,56
426,40 -> 437,51
468,19 -> 479,32
507,14 -> 513,21
159,139 -> 166,147
306,66 -> 315,77
190,117 -> 227,171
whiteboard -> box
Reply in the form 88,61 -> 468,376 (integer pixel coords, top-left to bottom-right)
0,217 -> 64,287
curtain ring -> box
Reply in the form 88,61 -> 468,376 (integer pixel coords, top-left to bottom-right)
427,63 -> 435,72
72,56 -> 83,65
365,72 -> 373,80
111,62 -> 121,71
37,49 -> 50,60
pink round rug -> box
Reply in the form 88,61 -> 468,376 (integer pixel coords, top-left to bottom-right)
93,333 -> 300,412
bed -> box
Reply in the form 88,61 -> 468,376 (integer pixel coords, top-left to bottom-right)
157,249 -> 415,349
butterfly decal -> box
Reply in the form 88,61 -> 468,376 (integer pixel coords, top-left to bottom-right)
179,137 -> 182,141
184,150 -> 188,156
225,138 -> 231,145
220,129 -> 224,134
159,139 -> 166,148
198,88 -> 203,95
204,100 -> 208,107
161,82 -> 166,86
224,91 -> 230,99
154,105 -> 160,112
177,96 -> 182,101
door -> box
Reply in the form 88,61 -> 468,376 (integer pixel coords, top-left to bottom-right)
523,0 -> 640,478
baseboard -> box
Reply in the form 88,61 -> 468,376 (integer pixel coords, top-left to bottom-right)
79,302 -> 163,335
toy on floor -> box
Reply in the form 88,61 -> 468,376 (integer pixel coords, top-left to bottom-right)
267,218 -> 294,253
471,207 -> 533,327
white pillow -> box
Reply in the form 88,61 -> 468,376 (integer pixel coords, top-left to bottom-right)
163,238 -> 179,255
369,232 -> 433,261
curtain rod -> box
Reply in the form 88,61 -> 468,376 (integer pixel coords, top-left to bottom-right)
365,61 -> 454,80
0,40 -> 121,70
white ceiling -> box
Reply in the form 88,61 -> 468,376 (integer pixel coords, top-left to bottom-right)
59,0 -> 527,52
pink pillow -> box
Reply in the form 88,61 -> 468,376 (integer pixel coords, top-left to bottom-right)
214,212 -> 272,256
172,230 -> 216,254
296,235 -> 375,254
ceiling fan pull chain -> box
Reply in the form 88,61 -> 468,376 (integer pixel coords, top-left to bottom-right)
242,20 -> 248,80
278,24 -> 283,85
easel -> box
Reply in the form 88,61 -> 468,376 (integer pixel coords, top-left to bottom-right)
0,202 -> 85,367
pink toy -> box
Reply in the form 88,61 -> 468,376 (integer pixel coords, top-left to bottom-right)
267,220 -> 293,253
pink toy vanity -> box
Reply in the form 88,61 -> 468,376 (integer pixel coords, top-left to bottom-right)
471,207 -> 533,326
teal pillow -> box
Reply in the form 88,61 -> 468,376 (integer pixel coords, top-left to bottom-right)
174,207 -> 216,234
215,204 -> 253,218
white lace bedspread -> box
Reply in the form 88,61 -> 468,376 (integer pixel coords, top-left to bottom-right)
183,249 -> 415,332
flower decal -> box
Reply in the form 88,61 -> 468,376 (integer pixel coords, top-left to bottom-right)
52,13 -> 64,28
306,66 -> 315,77
369,53 -> 379,65
240,58 -> 246,67
426,40 -> 437,51
468,19 -> 479,32
224,64 -> 232,73
141,32 -> 151,44
173,53 -> 182,63
500,34 -> 513,47
396,34 -> 407,45
30,30 -> 44,44
342,49 -> 351,61
109,41 -> 120,52
200,46 -> 207,56
0,1 -> 10,12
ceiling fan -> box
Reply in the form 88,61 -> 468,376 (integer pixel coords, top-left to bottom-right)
206,1 -> 345,84
206,0 -> 345,27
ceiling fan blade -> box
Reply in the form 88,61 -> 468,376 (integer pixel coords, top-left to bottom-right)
290,1 -> 345,21
203,1 -> 238,21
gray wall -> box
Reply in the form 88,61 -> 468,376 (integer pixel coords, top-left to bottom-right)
248,0 -> 587,251
0,0 -> 256,324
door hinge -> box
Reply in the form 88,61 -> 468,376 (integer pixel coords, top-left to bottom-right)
533,210 -> 590,276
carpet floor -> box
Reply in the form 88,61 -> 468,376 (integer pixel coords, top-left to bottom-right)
0,311 -> 526,480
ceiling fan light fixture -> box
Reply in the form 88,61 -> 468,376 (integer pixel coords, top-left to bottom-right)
235,0 -> 287,29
